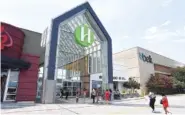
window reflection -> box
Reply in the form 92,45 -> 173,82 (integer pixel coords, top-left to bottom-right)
8,81 -> 17,87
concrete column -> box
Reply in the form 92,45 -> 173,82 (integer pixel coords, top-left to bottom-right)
42,79 -> 56,104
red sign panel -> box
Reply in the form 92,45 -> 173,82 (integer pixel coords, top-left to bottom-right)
1,25 -> 13,50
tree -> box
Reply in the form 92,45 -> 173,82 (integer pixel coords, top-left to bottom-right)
147,74 -> 173,88
123,81 -> 131,88
172,77 -> 185,93
128,78 -> 140,89
123,78 -> 140,93
172,66 -> 185,83
146,74 -> 173,94
171,66 -> 185,93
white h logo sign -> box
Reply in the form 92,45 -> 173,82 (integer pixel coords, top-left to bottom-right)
80,26 -> 91,43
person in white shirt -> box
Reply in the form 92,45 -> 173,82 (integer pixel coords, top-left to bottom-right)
148,92 -> 156,112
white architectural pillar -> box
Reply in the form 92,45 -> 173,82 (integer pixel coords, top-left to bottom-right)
42,79 -> 56,103
3,69 -> 11,101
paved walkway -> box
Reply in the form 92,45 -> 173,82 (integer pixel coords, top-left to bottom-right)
55,97 -> 144,104
1,103 -> 185,115
1,94 -> 185,115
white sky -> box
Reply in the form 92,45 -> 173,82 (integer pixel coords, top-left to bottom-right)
1,0 -> 185,63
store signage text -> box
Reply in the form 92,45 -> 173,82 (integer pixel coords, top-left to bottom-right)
74,24 -> 94,47
139,52 -> 153,63
0,25 -> 13,50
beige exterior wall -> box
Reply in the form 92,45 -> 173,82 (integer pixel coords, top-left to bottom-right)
113,47 -> 140,83
113,47 -> 184,95
137,47 -> 184,94
137,47 -> 155,94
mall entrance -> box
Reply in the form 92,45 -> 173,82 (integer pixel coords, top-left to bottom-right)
55,55 -> 91,100
56,80 -> 81,97
41,2 -> 113,103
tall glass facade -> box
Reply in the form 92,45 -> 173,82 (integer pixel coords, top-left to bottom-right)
51,11 -> 108,95
55,11 -> 103,79
41,2 -> 112,103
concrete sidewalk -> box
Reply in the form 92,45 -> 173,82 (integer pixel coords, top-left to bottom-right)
1,97 -> 144,110
56,96 -> 144,104
1,95 -> 185,115
1,103 -> 185,115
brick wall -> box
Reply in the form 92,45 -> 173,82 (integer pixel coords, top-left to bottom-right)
154,64 -> 173,74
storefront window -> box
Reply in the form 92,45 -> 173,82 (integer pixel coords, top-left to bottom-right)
5,70 -> 19,101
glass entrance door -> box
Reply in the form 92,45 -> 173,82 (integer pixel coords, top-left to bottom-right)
62,80 -> 81,97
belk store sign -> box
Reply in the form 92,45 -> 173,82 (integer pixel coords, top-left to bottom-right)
139,52 -> 153,63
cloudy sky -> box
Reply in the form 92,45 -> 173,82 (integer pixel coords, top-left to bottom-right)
1,0 -> 185,63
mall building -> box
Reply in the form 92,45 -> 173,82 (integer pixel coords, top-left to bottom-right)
1,2 -> 114,103
1,2 -> 184,103
113,47 -> 184,94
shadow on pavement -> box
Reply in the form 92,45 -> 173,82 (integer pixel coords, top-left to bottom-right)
1,98 -> 42,110
55,98 -> 94,104
153,111 -> 162,114
111,103 -> 185,109
1,102 -> 36,110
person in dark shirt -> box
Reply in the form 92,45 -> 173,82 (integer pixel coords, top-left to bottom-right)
76,88 -> 80,103
91,88 -> 96,103
65,89 -> 69,100
109,89 -> 112,101
60,88 -> 64,98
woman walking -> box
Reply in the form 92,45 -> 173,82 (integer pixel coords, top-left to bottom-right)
161,93 -> 172,115
91,88 -> 96,103
60,88 -> 64,98
148,92 -> 156,112
65,89 -> 69,100
96,88 -> 100,103
105,89 -> 110,104
76,88 -> 80,103
83,88 -> 87,103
